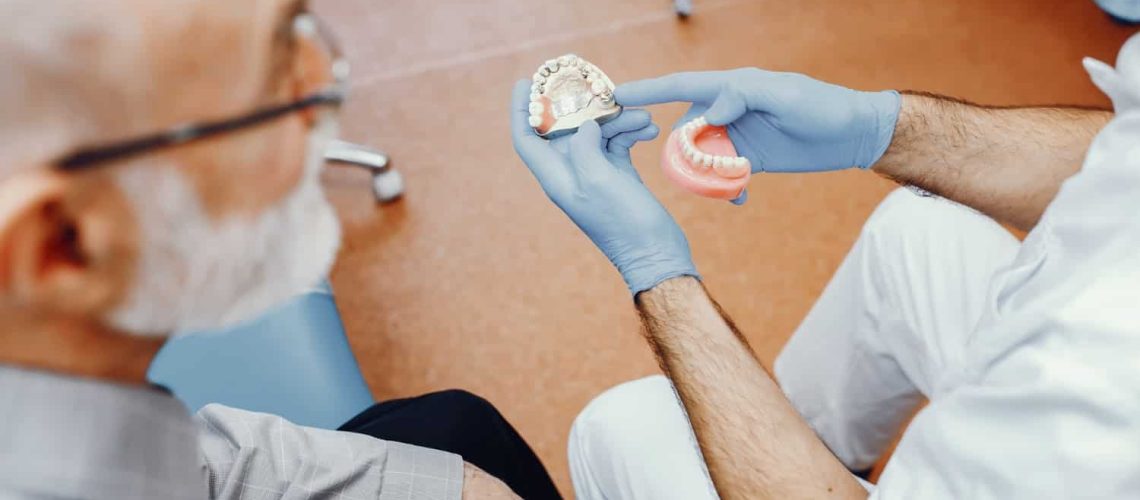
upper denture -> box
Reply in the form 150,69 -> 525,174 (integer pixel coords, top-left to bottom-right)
528,54 -> 620,137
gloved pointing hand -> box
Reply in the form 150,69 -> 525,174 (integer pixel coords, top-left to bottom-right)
510,79 -> 699,296
616,68 -> 901,174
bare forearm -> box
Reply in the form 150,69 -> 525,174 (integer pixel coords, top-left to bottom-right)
873,92 -> 1110,232
636,277 -> 865,500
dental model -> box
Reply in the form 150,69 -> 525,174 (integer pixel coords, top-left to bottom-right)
661,117 -> 751,200
529,54 -> 621,138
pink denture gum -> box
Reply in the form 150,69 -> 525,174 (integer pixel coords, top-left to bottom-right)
661,117 -> 750,200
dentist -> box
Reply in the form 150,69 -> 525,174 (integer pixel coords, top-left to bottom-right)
511,32 -> 1140,500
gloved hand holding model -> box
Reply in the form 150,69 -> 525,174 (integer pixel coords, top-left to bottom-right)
617,68 -> 902,174
511,80 -> 698,296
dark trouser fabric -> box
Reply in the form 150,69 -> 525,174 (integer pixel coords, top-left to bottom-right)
339,389 -> 562,500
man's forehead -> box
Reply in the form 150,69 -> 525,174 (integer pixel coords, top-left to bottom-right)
137,0 -> 309,136
133,0 -> 302,87
134,0 -> 297,37
0,0 -> 304,172
129,0 -> 300,20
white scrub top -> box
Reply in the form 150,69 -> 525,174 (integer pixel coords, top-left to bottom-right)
873,33 -> 1140,499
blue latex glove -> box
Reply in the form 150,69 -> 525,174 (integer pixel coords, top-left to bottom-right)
510,79 -> 699,296
616,68 -> 901,174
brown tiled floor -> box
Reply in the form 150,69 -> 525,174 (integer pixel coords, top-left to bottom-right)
314,0 -> 1130,495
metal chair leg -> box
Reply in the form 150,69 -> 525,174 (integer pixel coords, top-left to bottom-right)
324,139 -> 405,203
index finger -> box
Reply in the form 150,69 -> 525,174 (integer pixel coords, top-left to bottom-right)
614,71 -> 725,107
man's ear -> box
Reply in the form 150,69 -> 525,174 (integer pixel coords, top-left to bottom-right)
0,170 -> 135,317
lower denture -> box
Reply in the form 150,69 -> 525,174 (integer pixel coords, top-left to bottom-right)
660,118 -> 751,200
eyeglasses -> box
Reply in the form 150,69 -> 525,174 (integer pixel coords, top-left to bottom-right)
54,12 -> 349,171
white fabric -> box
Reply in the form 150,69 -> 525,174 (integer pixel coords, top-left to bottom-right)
775,189 -> 1020,471
872,35 -> 1140,499
569,187 -> 1014,499
569,376 -> 719,500
570,33 -> 1140,500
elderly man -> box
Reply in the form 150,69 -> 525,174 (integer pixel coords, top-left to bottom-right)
0,0 -> 572,498
511,29 -> 1140,500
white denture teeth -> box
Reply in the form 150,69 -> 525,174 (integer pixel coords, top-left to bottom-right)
528,54 -> 621,138
675,116 -> 751,177
713,157 -> 749,178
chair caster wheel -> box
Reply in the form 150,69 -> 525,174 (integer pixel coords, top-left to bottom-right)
674,0 -> 692,17
371,169 -> 405,203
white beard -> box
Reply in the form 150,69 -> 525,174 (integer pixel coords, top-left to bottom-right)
107,114 -> 342,336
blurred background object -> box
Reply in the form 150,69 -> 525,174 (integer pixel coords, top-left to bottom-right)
675,0 -> 693,18
326,140 -> 406,203
1098,0 -> 1140,24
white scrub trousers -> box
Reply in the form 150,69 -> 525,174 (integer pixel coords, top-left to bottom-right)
568,187 -> 1021,499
